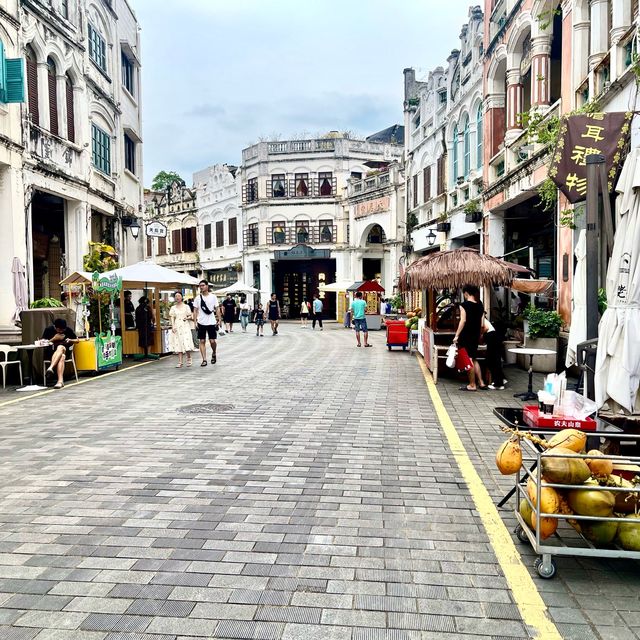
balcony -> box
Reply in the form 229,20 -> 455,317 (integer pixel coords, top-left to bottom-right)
269,225 -> 337,246
348,171 -> 391,197
265,176 -> 338,199
27,124 -> 84,178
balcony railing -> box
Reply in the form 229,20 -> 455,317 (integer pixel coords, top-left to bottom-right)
261,177 -> 338,200
348,171 -> 391,197
269,225 -> 337,245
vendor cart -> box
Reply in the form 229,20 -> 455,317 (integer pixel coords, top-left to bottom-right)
385,319 -> 409,351
347,280 -> 385,330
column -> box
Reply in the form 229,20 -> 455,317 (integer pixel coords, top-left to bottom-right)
259,258 -> 271,307
505,69 -> 524,135
589,0 -> 610,69
530,36 -> 552,107
611,0 -> 631,45
483,92 -> 505,166
56,74 -> 67,139
573,21 -> 590,90
37,62 -> 50,130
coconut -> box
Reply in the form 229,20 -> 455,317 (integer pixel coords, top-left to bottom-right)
495,439 -> 522,475
580,519 -> 618,546
585,450 -> 614,477
541,447 -> 591,484
530,511 -> 558,540
547,428 -> 587,453
567,488 -> 615,517
615,514 -> 640,551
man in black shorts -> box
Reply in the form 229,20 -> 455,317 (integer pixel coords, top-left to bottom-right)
42,318 -> 79,389
192,280 -> 221,366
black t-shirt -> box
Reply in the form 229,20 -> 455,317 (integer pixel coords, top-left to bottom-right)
222,299 -> 236,313
255,309 -> 264,321
459,300 -> 484,348
42,325 -> 77,352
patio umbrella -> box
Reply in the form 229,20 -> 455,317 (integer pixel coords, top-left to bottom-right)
212,281 -> 260,295
565,230 -> 587,368
404,248 -> 516,291
595,148 -> 640,413
11,257 -> 28,324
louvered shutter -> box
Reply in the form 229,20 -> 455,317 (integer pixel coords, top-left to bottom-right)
158,236 -> 167,255
5,59 -> 25,103
146,236 -> 152,257
65,79 -> 74,141
423,167 -> 431,202
172,229 -> 181,253
26,56 -> 38,125
0,41 -> 6,103
48,67 -> 58,136
190,227 -> 197,250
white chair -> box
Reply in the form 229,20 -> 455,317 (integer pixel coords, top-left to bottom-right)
43,348 -> 79,385
0,344 -> 23,389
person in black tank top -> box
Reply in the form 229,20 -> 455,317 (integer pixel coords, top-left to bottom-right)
267,293 -> 281,335
453,284 -> 487,391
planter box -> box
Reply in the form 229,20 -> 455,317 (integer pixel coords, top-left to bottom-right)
517,336 -> 558,373
436,222 -> 451,232
503,340 -> 522,364
465,211 -> 482,223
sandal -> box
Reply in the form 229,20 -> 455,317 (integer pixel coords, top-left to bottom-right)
176,363 -> 183,368
364,344 -> 373,348
458,386 -> 477,392
186,359 -> 192,367
211,355 -> 216,364
201,361 -> 207,367
53,382 -> 64,389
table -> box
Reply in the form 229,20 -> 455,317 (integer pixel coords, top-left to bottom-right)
508,347 -> 557,401
15,344 -> 46,392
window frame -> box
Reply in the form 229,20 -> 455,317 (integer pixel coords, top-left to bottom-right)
476,103 -> 483,169
319,219 -> 333,243
88,22 -> 107,73
463,116 -> 471,178
203,223 -> 212,249
271,173 -> 286,198
451,123 -> 459,186
121,50 -> 134,96
228,217 -> 238,245
91,122 -> 111,175
318,171 -> 334,196
215,220 -> 224,247
124,133 -> 135,174
247,222 -> 258,247
294,173 -> 309,197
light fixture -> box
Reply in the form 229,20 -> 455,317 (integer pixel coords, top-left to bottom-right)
121,215 -> 141,240
427,229 -> 437,246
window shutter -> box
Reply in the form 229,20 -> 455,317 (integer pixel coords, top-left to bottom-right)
423,167 -> 431,202
5,58 -> 25,104
26,56 -> 38,125
65,79 -> 74,141
0,41 -> 6,103
172,229 -> 181,253
48,67 -> 58,136
158,236 -> 167,255
146,236 -> 152,257
216,221 -> 224,247
228,218 -> 237,245
412,174 -> 418,207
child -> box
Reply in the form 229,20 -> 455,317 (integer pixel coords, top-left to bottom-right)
254,303 -> 265,336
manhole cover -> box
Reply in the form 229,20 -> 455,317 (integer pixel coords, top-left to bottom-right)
177,403 -> 234,415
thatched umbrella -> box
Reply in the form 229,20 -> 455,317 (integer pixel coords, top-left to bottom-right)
404,248 -> 517,291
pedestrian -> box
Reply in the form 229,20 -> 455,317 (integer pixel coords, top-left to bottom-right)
312,294 -> 323,330
169,292 -> 194,367
267,293 -> 281,335
351,291 -> 371,347
43,318 -> 79,389
192,280 -> 220,366
482,314 -> 507,390
135,296 -> 155,359
343,294 -> 351,328
254,303 -> 265,336
123,290 -> 136,329
222,293 -> 236,333
452,284 -> 486,391
239,296 -> 251,332
300,297 -> 311,328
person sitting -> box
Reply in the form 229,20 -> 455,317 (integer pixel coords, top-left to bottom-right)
42,318 -> 78,389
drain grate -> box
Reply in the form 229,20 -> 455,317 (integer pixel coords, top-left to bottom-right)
178,403 -> 234,415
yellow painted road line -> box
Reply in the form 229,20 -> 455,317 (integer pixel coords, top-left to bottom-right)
0,360 -> 154,409
416,356 -> 561,640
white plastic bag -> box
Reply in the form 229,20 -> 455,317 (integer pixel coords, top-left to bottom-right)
445,344 -> 457,368
558,390 -> 597,420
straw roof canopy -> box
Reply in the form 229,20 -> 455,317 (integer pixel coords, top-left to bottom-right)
404,248 -> 516,290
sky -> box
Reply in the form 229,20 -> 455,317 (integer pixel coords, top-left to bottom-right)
131,0 -> 474,187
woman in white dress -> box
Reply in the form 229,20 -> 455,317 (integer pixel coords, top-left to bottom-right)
169,292 -> 194,367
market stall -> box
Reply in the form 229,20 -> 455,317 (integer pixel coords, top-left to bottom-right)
101,261 -> 199,357
346,281 -> 385,330
319,280 -> 354,323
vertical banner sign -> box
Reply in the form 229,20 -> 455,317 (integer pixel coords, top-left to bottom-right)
549,112 -> 632,204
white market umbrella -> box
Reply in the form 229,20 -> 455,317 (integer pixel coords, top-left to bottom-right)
565,230 -> 586,369
319,280 -> 354,292
212,281 -> 260,295
102,261 -> 200,288
595,148 -> 640,413
11,257 -> 28,324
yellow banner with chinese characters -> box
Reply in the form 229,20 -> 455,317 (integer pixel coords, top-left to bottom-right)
549,111 -> 631,204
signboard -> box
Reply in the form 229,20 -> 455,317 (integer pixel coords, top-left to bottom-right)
146,221 -> 168,238
549,111 -> 632,204
274,244 -> 330,260
355,196 -> 390,219
96,332 -> 122,370
206,268 -> 238,289
91,271 -> 122,294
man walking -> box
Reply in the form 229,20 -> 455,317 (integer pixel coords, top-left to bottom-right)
193,280 -> 221,366
312,294 -> 323,330
350,291 -> 371,347
267,293 -> 281,335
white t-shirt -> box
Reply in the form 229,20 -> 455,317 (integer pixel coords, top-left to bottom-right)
194,293 -> 219,326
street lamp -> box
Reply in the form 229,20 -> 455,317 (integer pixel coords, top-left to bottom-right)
129,219 -> 141,240
427,229 -> 437,246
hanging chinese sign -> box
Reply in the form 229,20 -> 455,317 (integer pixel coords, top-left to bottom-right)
549,111 -> 632,204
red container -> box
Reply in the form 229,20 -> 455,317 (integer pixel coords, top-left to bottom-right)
523,405 -> 597,431
385,319 -> 409,350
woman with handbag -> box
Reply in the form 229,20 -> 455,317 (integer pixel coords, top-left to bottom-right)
452,284 -> 486,391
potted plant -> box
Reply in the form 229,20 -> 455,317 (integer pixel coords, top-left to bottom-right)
436,212 -> 450,232
464,198 -> 482,223
522,304 -> 563,372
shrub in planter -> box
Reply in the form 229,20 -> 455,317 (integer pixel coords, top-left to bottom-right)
521,305 -> 563,372
436,221 -> 450,232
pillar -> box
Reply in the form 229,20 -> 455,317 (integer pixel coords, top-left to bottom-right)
259,257 -> 271,307
37,62 -> 50,130
505,69 -> 524,138
611,0 -> 631,45
530,36 -> 552,107
589,0 -> 610,69
56,74 -> 67,139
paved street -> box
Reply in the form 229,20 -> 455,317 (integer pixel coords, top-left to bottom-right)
0,322 -> 638,639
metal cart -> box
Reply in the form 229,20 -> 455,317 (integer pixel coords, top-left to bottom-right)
514,435 -> 640,579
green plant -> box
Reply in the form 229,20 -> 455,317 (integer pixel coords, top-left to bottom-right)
523,304 -> 563,338
437,210 -> 449,223
407,212 -> 418,231
463,198 -> 481,215
598,288 -> 607,315
83,242 -> 119,273
151,170 -> 184,191
389,293 -> 404,310
537,7 -> 561,31
630,52 -> 640,85
537,178 -> 558,213
30,297 -> 64,309
559,207 -> 583,229
407,97 -> 420,108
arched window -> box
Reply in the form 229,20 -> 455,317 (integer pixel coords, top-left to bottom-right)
476,103 -> 483,169
451,124 -> 459,186
47,58 -> 58,136
66,74 -> 75,142
367,225 -> 386,244
26,47 -> 39,126
463,115 -> 470,178
296,221 -> 309,243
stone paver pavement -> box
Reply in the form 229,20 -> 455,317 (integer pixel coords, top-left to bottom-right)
0,321 -> 635,639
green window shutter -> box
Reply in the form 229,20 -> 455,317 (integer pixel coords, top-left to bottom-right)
5,58 -> 25,103
0,40 -> 6,103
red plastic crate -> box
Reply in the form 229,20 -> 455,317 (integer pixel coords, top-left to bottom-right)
523,405 -> 597,431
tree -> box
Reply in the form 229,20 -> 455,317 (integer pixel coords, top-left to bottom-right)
151,170 -> 184,191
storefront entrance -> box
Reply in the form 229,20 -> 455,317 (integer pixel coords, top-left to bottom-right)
273,257 -> 336,318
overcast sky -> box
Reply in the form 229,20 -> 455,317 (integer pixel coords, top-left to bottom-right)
131,0 -> 474,187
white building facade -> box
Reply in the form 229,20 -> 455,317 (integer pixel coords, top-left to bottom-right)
239,133 -> 402,318
0,0 -> 144,341
193,164 -> 243,290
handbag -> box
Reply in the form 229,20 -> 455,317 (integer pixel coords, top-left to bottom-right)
445,344 -> 457,368
455,347 -> 473,372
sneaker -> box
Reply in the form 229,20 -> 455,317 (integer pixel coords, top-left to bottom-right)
488,384 -> 505,390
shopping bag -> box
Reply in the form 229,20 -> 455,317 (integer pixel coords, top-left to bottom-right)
445,344 -> 457,368
455,347 -> 473,372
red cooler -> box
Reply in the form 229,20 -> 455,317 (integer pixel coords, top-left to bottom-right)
385,319 -> 409,351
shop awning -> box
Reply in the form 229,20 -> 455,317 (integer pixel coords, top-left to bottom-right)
320,280 -> 354,292
347,280 -> 385,293
60,271 -> 93,286
511,279 -> 554,295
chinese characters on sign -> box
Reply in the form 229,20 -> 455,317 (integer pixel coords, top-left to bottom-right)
549,112 -> 632,204
355,196 -> 390,219
146,221 -> 168,238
